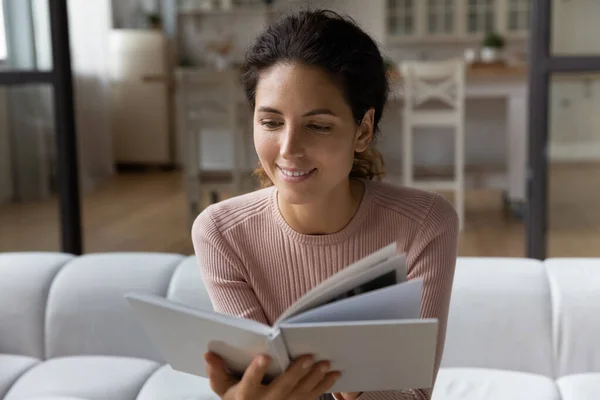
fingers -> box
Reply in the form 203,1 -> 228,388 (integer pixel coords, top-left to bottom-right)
204,352 -> 238,397
294,359 -> 332,393
237,354 -> 272,397
310,370 -> 342,397
267,354 -> 316,398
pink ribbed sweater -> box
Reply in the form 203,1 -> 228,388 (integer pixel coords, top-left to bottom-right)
192,179 -> 459,400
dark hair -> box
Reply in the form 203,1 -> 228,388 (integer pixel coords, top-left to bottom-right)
241,9 -> 389,187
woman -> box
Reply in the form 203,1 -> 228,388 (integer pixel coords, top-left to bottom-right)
192,9 -> 458,400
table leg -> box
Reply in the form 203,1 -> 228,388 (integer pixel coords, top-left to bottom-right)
506,91 -> 528,219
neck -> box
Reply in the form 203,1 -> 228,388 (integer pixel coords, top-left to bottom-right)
278,179 -> 365,235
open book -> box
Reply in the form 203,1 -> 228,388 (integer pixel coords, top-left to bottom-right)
125,243 -> 439,393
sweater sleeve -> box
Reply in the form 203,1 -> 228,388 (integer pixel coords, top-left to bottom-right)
355,194 -> 459,400
191,207 -> 270,325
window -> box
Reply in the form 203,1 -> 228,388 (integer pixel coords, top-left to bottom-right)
387,0 -> 415,36
467,0 -> 495,34
427,0 -> 454,34
0,2 -> 6,60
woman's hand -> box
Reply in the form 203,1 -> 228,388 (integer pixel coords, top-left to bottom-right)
332,392 -> 362,400
204,351 -> 341,400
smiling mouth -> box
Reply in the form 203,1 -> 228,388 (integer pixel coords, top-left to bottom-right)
277,166 -> 316,180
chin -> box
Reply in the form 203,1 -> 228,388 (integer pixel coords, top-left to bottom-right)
276,187 -> 316,205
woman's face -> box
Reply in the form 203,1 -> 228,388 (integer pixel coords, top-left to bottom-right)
253,62 -> 373,205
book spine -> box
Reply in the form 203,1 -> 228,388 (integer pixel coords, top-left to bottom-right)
267,328 -> 290,373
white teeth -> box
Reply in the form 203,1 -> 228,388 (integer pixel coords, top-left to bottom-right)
280,168 -> 310,177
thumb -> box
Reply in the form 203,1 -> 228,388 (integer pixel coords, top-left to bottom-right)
332,394 -> 344,400
205,352 -> 238,396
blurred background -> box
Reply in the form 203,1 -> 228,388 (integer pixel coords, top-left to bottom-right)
0,0 -> 599,259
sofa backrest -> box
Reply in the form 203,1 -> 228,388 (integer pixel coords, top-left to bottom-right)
544,258 -> 600,378
0,253 -> 74,359
440,257 -> 555,377
0,252 -> 213,363
1,252 -> 600,380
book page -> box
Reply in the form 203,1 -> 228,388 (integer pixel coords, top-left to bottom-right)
274,251 -> 406,326
282,278 -> 423,324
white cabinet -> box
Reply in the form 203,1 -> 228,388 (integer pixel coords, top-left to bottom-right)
386,0 -> 529,43
552,0 -> 600,56
465,0 -> 495,34
506,0 -> 529,34
426,0 -> 455,35
549,77 -> 600,162
388,0 -> 417,36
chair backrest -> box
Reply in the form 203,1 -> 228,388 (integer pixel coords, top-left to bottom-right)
177,69 -> 240,128
400,59 -> 466,111
176,68 -> 245,175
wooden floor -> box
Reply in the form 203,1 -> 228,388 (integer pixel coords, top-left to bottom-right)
1,163 -> 599,257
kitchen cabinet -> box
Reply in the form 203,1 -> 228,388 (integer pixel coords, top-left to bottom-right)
386,0 -> 529,43
549,76 -> 600,162
552,0 -> 600,56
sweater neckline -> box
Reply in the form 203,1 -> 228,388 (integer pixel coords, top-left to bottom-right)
270,179 -> 373,246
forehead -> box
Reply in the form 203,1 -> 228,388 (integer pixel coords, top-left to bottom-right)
255,62 -> 346,107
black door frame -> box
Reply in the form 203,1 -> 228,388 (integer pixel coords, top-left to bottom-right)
527,0 -> 600,259
0,0 -> 82,255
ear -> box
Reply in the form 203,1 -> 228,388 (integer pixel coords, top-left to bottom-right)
355,108 -> 375,153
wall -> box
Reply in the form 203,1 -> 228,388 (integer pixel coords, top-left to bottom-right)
67,0 -> 115,191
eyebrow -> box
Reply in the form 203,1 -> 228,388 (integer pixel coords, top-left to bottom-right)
257,107 -> 337,117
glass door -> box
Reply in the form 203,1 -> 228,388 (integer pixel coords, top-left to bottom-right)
527,0 -> 600,258
0,0 -> 81,254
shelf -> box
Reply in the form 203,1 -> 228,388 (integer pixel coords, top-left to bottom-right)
178,5 -> 269,16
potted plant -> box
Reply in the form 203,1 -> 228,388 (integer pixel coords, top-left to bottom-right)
481,31 -> 505,63
146,12 -> 162,30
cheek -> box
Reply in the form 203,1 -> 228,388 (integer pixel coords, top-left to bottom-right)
318,136 -> 356,166
253,128 -> 277,161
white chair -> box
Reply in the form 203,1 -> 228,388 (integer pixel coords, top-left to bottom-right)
176,68 -> 254,224
400,59 -> 466,230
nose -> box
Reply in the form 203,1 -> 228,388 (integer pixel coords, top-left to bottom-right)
279,124 -> 305,159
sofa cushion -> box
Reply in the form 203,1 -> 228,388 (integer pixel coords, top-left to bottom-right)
136,364 -> 218,400
0,253 -> 72,358
4,356 -> 160,400
45,253 -> 184,361
167,256 -> 213,310
545,258 -> 600,376
0,354 -> 40,398
557,373 -> 600,400
19,397 -> 90,400
432,368 -> 561,400
441,258 -> 554,377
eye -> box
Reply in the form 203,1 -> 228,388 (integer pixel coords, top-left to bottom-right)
260,120 -> 283,130
307,123 -> 332,133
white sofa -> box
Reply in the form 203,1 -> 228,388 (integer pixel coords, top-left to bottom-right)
0,252 -> 599,400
